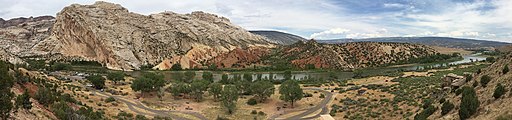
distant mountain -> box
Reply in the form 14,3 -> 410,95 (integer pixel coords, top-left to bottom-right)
250,31 -> 306,45
318,37 -> 511,50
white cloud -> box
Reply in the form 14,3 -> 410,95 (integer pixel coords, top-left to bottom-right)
383,3 -> 406,8
311,28 -> 397,39
0,0 -> 511,42
310,28 -> 350,38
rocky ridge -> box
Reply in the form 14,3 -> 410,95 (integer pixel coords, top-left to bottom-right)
272,40 -> 437,70
34,1 -> 274,70
0,16 -> 54,57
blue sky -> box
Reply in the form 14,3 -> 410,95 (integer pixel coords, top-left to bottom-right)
1,0 -> 511,42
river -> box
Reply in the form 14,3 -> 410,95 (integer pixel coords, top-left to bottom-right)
126,54 -> 486,81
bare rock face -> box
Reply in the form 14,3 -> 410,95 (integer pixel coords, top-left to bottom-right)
0,16 -> 55,57
36,1 -> 274,70
0,48 -> 24,64
208,47 -> 271,68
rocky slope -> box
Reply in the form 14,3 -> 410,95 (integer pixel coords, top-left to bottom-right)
0,16 -> 54,57
0,48 -> 24,64
250,31 -> 306,45
270,40 -> 437,70
208,47 -> 271,68
433,53 -> 512,120
34,1 -> 274,70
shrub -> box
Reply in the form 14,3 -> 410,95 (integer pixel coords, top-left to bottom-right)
456,89 -> 463,96
493,83 -> 506,99
503,65 -> 509,74
472,81 -> 478,87
459,86 -> 479,120
258,111 -> 266,116
247,98 -> 257,105
251,110 -> 257,114
441,101 -> 454,115
105,97 -> 116,103
414,105 -> 437,120
303,93 -> 313,97
486,57 -> 495,63
319,94 -> 325,98
439,98 -> 446,104
480,75 -> 491,87
422,99 -> 432,109
465,74 -> 473,82
135,115 -> 148,120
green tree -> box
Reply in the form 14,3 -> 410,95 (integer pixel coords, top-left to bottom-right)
35,87 -> 56,107
51,101 -> 74,120
50,62 -> 71,71
0,90 -> 13,119
209,64 -> 218,70
256,74 -> 263,81
208,83 -> 222,101
480,75 -> 492,87
279,80 -> 303,107
235,80 -> 251,95
131,77 -> 153,96
171,63 -> 182,71
243,73 -> 253,82
250,80 -> 274,102
503,64 -> 509,74
493,83 -> 506,99
107,72 -> 125,84
184,71 -> 196,82
15,90 -> 32,110
131,72 -> 166,97
220,73 -> 230,84
169,82 -> 191,99
221,85 -> 239,114
459,86 -> 479,120
87,75 -> 105,89
202,72 -> 214,83
190,80 -> 209,102
441,100 -> 454,115
486,57 -> 495,63
283,71 -> 292,80
172,72 -> 185,82
0,61 -> 14,119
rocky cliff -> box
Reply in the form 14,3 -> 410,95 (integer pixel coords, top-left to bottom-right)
0,16 -> 54,57
250,31 -> 306,45
35,1 -> 274,70
270,40 -> 437,70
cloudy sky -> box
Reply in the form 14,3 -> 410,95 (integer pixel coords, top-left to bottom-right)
1,0 -> 511,42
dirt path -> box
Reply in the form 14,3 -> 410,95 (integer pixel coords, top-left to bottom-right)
268,88 -> 333,120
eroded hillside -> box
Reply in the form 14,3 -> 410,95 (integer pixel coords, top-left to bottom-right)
33,1 -> 274,70
267,40 -> 437,70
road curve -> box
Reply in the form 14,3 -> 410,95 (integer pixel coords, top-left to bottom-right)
269,88 -> 333,120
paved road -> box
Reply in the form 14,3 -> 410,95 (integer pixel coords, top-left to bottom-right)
269,88 -> 333,120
